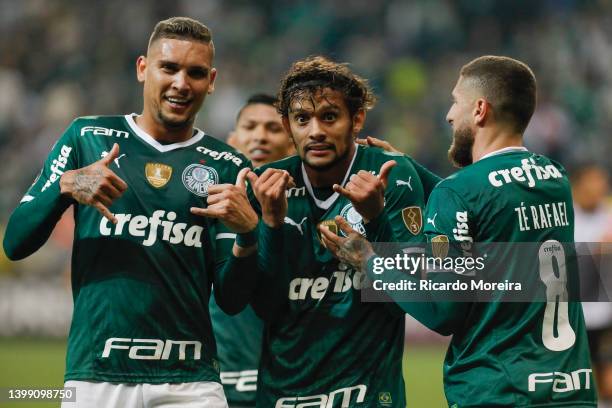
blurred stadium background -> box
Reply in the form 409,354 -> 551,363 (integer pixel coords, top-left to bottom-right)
1,0 -> 611,407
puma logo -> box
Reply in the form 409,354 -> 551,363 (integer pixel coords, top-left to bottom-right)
284,216 -> 308,235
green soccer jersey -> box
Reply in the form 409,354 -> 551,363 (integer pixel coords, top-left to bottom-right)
209,298 -> 262,405
3,114 -> 251,384
251,145 -> 431,408
418,147 -> 596,407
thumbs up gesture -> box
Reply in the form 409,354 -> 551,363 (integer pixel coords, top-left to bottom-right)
332,160 -> 396,223
190,167 -> 259,234
60,143 -> 128,224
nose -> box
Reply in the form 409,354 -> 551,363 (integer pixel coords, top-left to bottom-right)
172,71 -> 189,94
308,118 -> 325,141
252,125 -> 268,144
446,110 -> 453,125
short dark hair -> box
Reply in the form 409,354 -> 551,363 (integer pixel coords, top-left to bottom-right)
460,55 -> 536,133
277,55 -> 376,117
148,17 -> 214,55
236,93 -> 278,122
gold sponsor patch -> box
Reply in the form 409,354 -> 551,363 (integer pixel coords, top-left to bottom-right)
402,206 -> 423,235
379,392 -> 393,406
145,163 -> 173,188
431,235 -> 450,258
317,219 -> 338,244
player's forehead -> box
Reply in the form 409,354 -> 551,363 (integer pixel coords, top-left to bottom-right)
147,38 -> 213,68
238,103 -> 281,124
288,88 -> 347,114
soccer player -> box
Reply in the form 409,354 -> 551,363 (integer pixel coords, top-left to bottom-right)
3,17 -> 260,407
245,56 -> 436,407
227,93 -> 295,168
210,94 -> 294,407
321,56 -> 597,407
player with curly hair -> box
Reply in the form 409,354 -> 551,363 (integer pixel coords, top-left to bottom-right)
246,55 -> 439,407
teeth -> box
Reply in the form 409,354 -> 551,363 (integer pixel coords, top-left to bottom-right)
167,97 -> 188,104
251,149 -> 268,155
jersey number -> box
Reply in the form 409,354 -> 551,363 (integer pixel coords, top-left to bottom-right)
538,240 -> 576,351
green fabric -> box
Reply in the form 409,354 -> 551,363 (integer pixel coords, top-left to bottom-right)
415,149 -> 596,407
4,114 -> 251,384
251,145 -> 434,407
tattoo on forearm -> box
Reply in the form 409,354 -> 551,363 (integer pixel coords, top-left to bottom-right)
336,236 -> 369,269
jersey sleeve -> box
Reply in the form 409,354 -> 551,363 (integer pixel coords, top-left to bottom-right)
244,165 -> 290,321
3,121 -> 80,260
366,155 -> 427,245
401,186 -> 474,334
210,159 -> 261,315
406,156 -> 442,201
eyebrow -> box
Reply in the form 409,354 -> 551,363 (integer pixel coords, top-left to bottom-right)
158,60 -> 209,71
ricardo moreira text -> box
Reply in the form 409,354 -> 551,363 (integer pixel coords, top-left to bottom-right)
371,253 -> 486,275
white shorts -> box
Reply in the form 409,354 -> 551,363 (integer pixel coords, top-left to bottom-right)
61,380 -> 228,408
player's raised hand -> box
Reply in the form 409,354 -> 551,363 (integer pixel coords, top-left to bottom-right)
247,168 -> 294,228
190,167 -> 258,233
356,136 -> 402,154
332,160 -> 396,223
59,143 -> 128,224
319,216 -> 375,270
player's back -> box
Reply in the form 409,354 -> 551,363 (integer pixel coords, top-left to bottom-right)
424,148 -> 596,407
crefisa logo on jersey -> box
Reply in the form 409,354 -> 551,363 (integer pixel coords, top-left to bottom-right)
182,164 -> 218,197
340,203 -> 366,237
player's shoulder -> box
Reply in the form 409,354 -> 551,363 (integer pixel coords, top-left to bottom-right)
72,114 -> 130,132
197,132 -> 249,169
55,115 -> 130,145
255,154 -> 301,175
358,145 -> 419,173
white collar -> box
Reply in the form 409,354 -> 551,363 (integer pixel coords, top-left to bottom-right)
124,114 -> 205,152
479,146 -> 528,161
301,144 -> 359,210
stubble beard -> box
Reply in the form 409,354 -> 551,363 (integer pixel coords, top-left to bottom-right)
157,109 -> 194,130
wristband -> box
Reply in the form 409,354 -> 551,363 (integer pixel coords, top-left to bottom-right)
236,228 -> 257,248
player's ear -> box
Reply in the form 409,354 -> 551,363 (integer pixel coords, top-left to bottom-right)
207,68 -> 217,94
352,109 -> 366,136
136,56 -> 147,83
473,98 -> 488,127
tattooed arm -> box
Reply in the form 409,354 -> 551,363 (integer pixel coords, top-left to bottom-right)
4,140 -> 127,260
60,143 -> 127,224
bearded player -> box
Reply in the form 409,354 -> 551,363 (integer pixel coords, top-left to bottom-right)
322,56 -> 597,407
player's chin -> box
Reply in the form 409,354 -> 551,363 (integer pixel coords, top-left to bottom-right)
304,152 -> 337,169
159,111 -> 195,129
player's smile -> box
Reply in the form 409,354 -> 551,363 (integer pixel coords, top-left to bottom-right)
137,38 -> 216,138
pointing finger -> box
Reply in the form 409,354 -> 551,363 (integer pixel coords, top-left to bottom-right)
332,183 -> 354,200
378,160 -> 397,189
94,202 -> 117,224
335,215 -> 358,236
235,167 -> 250,190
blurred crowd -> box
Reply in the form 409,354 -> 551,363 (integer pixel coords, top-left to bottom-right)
1,0 -> 611,313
